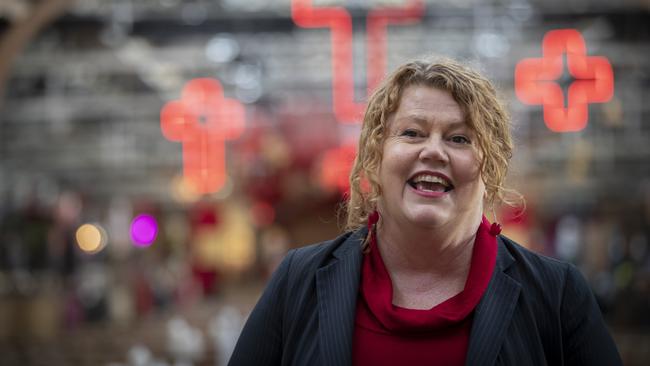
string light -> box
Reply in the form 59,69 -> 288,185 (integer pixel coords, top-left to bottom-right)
76,223 -> 107,254
130,214 -> 158,247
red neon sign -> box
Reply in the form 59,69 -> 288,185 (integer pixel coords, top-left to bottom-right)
515,29 -> 614,132
319,144 -> 357,193
292,0 -> 424,123
161,78 -> 245,194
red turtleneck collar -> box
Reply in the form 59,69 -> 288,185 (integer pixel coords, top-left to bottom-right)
352,216 -> 498,366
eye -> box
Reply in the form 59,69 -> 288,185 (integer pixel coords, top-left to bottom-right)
450,135 -> 471,144
400,129 -> 420,138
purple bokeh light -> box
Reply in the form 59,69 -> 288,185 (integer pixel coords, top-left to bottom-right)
130,214 -> 158,247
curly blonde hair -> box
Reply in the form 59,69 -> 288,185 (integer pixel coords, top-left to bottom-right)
345,57 -> 516,231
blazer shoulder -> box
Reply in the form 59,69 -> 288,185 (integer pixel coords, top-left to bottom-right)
287,229 -> 360,278
497,237 -> 622,365
499,234 -> 570,273
498,235 -> 575,299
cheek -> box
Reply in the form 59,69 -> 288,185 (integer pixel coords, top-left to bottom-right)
453,153 -> 482,183
452,155 -> 486,200
380,144 -> 407,177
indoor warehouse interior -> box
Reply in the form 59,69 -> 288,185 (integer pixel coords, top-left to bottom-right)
0,0 -> 649,365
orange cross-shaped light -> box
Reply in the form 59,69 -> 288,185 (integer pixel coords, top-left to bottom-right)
515,29 -> 614,132
161,78 -> 245,194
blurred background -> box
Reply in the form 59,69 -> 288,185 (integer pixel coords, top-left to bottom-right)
0,0 -> 648,365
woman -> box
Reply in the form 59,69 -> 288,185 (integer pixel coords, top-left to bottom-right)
228,58 -> 622,365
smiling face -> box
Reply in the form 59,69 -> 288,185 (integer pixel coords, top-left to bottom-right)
377,85 -> 485,232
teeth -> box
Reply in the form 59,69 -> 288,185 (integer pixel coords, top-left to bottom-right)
411,174 -> 450,187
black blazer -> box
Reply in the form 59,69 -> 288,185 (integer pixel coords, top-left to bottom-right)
229,228 -> 622,366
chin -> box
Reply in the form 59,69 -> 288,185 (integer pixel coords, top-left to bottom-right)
405,209 -> 449,228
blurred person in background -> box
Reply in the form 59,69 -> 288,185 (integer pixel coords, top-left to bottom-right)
228,58 -> 622,365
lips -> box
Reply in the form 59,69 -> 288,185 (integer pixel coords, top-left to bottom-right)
407,172 -> 454,193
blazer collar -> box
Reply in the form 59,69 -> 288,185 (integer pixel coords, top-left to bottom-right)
494,235 -> 516,272
316,228 -> 366,366
315,230 -> 522,366
466,236 -> 522,366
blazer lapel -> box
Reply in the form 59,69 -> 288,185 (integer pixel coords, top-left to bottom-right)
466,237 -> 521,366
315,228 -> 366,366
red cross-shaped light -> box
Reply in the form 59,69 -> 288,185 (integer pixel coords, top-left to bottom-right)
515,29 -> 614,132
161,78 -> 245,194
319,144 -> 357,193
292,0 -> 424,124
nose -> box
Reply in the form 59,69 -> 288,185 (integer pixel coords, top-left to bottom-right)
418,135 -> 449,164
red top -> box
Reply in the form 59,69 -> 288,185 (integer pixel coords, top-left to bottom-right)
352,216 -> 498,366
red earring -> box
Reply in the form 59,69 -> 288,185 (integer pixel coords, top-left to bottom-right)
489,222 -> 502,236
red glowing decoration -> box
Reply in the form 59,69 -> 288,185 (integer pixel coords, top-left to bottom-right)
515,29 -> 614,132
161,78 -> 246,194
291,0 -> 424,123
320,144 -> 357,192
250,201 -> 276,227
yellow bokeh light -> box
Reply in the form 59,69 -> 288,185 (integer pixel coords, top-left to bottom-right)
193,202 -> 255,272
75,223 -> 107,254
211,174 -> 233,200
171,173 -> 234,203
170,174 -> 201,204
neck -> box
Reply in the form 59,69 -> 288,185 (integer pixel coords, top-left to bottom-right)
375,214 -> 481,276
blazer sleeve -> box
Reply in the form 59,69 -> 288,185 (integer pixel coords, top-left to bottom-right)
228,249 -> 296,366
560,263 -> 622,366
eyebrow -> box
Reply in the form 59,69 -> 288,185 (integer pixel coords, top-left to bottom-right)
393,115 -> 467,129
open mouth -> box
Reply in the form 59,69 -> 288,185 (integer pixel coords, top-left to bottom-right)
408,173 -> 454,193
